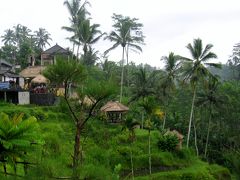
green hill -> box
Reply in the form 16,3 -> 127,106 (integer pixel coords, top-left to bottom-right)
0,102 -> 231,179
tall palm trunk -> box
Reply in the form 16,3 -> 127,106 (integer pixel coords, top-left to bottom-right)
193,117 -> 199,156
204,105 -> 212,158
148,129 -> 152,176
72,43 -> 75,59
126,45 -> 130,88
141,112 -> 144,129
76,44 -> 80,60
120,46 -> 125,103
163,112 -> 167,129
187,86 -> 196,148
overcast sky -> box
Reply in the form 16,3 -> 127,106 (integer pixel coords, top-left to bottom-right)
1,0 -> 240,68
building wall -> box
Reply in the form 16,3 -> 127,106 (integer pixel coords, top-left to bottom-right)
18,91 -> 30,105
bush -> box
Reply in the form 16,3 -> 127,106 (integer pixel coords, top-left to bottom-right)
80,164 -> 112,179
157,134 -> 179,152
208,164 -> 231,180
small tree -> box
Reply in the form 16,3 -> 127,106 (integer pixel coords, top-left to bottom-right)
122,117 -> 139,180
44,57 -> 117,179
0,113 -> 42,176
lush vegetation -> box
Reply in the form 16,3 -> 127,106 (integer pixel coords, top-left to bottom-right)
0,103 -> 232,179
1,0 -> 240,179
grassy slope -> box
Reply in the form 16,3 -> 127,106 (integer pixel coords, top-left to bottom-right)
0,102 -> 231,179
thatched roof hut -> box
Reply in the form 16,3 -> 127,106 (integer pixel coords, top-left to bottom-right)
20,66 -> 46,78
31,74 -> 49,84
101,101 -> 129,112
101,101 -> 129,123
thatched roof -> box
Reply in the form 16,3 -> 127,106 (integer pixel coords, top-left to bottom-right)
100,101 -> 129,112
20,66 -> 46,78
166,130 -> 184,140
31,74 -> 49,84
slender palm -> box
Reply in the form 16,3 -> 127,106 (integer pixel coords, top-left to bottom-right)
122,118 -> 139,180
105,14 -> 144,102
129,66 -> 157,103
76,19 -> 105,59
180,38 -> 219,148
160,52 -> 181,129
62,0 -> 90,58
1,29 -> 16,46
34,28 -> 52,51
196,76 -> 224,158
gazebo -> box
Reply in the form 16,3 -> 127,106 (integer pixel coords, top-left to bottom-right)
31,74 -> 49,84
100,101 -> 129,123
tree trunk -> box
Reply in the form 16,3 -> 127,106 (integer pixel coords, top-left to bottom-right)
126,46 -> 130,89
193,117 -> 199,156
163,111 -> 167,129
187,86 -> 196,148
72,122 -> 81,179
148,129 -> 152,176
3,163 -> 7,175
76,44 -> 80,60
141,112 -> 144,129
72,43 -> 75,59
204,105 -> 212,158
130,131 -> 134,180
120,47 -> 125,103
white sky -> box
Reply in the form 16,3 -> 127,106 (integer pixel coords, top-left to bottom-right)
0,0 -> 240,68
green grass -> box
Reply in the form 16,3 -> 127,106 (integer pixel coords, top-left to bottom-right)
0,103 -> 232,179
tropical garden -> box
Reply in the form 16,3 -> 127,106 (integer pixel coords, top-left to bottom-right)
0,0 -> 240,179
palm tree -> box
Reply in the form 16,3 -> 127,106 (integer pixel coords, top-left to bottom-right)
140,96 -> 160,176
129,66 -> 157,103
180,38 -> 219,148
1,29 -> 16,46
62,0 -> 90,58
196,76 -> 224,158
76,19 -> 105,61
105,14 -> 144,102
160,52 -> 181,129
122,118 -> 139,180
34,28 -> 52,51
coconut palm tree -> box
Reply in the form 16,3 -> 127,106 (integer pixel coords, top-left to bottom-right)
105,14 -> 144,102
180,38 -> 220,148
196,76 -> 224,158
1,29 -> 16,46
160,52 -> 181,129
122,118 -> 139,180
62,0 -> 90,58
34,28 -> 52,51
76,19 -> 105,60
129,66 -> 157,103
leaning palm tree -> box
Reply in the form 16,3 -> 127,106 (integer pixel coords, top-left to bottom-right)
180,38 -> 220,148
160,52 -> 181,129
105,14 -> 144,102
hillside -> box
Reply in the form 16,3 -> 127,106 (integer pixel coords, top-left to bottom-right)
0,102 -> 232,179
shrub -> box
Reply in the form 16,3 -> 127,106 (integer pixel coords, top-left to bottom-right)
157,134 -> 178,152
80,164 -> 112,179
